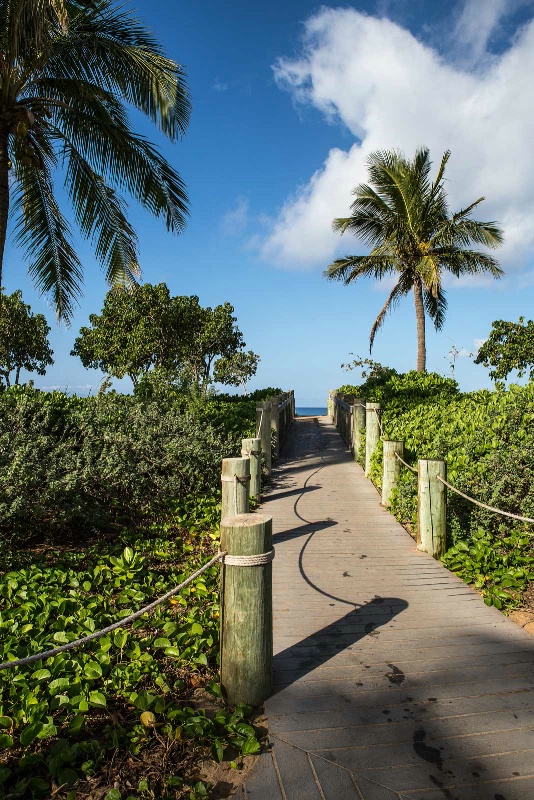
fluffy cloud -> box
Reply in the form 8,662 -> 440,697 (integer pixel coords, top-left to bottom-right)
260,4 -> 534,273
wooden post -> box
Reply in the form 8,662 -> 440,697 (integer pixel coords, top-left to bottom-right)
242,437 -> 262,501
382,440 -> 404,507
220,513 -> 273,706
270,396 -> 280,460
327,392 -> 333,419
417,459 -> 447,559
353,398 -> 366,460
256,402 -> 272,476
365,402 -> 381,477
221,457 -> 250,521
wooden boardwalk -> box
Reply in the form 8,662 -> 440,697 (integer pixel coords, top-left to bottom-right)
236,415 -> 534,800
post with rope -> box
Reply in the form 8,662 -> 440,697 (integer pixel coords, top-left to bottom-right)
353,398 -> 366,461
242,438 -> 262,501
417,459 -> 447,559
270,395 -> 280,460
256,402 -> 272,476
220,513 -> 273,705
221,457 -> 250,521
382,440 -> 404,507
365,402 -> 381,477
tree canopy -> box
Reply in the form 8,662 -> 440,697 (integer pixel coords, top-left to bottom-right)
213,350 -> 260,394
0,0 -> 190,319
325,148 -> 503,371
72,283 -> 247,391
0,289 -> 53,387
474,318 -> 534,382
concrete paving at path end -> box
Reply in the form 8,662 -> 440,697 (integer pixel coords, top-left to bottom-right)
235,416 -> 534,800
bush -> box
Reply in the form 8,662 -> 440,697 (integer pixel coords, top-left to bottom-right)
337,372 -> 534,609
0,386 -> 266,548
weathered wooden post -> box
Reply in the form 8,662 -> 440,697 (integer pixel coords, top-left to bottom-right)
327,392 -> 332,419
382,440 -> 404,507
270,396 -> 280,460
353,398 -> 366,461
242,438 -> 262,501
220,513 -> 273,705
417,459 -> 447,559
344,396 -> 355,449
365,402 -> 381,477
256,402 -> 272,476
221,457 -> 250,521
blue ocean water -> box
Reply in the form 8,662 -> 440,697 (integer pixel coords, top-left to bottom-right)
296,407 -> 327,416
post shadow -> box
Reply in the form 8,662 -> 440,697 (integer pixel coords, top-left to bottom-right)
272,597 -> 409,690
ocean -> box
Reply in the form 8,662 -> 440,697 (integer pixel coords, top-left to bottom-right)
295,407 -> 327,416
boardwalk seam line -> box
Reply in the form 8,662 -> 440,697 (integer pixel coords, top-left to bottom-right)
270,733 -> 408,799
270,747 -> 288,800
306,752 -> 326,800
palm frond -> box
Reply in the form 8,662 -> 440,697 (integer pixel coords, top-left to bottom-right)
12,155 -> 83,321
369,273 -> 412,351
324,254 -> 397,284
423,286 -> 447,330
64,142 -> 140,287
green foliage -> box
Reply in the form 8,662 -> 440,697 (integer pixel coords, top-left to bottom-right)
213,350 -> 260,394
337,371 -> 534,609
0,290 -> 53,388
0,385 -> 262,546
442,529 -> 534,609
326,148 -> 503,370
73,286 -> 247,392
474,317 -> 534,382
0,1 -> 190,319
0,509 -> 261,797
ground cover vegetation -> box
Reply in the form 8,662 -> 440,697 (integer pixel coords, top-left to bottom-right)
338,364 -> 534,611
326,148 -> 503,371
0,382 -> 279,798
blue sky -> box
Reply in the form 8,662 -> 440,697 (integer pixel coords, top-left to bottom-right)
4,0 -> 534,405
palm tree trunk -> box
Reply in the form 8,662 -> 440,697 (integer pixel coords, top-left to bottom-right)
413,278 -> 426,372
0,126 -> 10,291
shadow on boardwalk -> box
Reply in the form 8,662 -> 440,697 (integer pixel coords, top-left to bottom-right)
235,416 -> 534,800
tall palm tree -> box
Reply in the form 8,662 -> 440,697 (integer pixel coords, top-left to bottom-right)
0,0 -> 190,320
325,148 -> 504,371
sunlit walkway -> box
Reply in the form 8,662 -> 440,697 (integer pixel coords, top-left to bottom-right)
237,416 -> 534,799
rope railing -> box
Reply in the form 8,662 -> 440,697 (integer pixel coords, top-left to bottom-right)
436,474 -> 534,527
394,451 -> 417,474
0,551 -> 225,672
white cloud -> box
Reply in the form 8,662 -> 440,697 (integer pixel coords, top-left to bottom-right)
212,79 -> 229,92
221,197 -> 249,236
453,0 -> 508,65
260,7 -> 534,276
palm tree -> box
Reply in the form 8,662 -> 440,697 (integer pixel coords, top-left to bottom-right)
325,148 -> 504,371
0,0 -> 190,320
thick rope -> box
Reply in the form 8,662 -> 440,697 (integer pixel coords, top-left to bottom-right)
0,551 -> 225,672
394,451 -> 418,474
222,548 -> 275,567
436,475 -> 534,526
256,406 -> 264,439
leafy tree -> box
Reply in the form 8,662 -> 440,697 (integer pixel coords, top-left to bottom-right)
474,317 -> 534,382
181,302 -> 245,391
0,289 -> 53,386
72,283 -> 192,387
0,0 -> 190,319
325,148 -> 503,371
214,350 -> 260,395
73,284 -> 246,391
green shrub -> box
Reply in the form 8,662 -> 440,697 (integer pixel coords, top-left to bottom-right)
0,386 -> 267,548
337,372 -> 534,609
